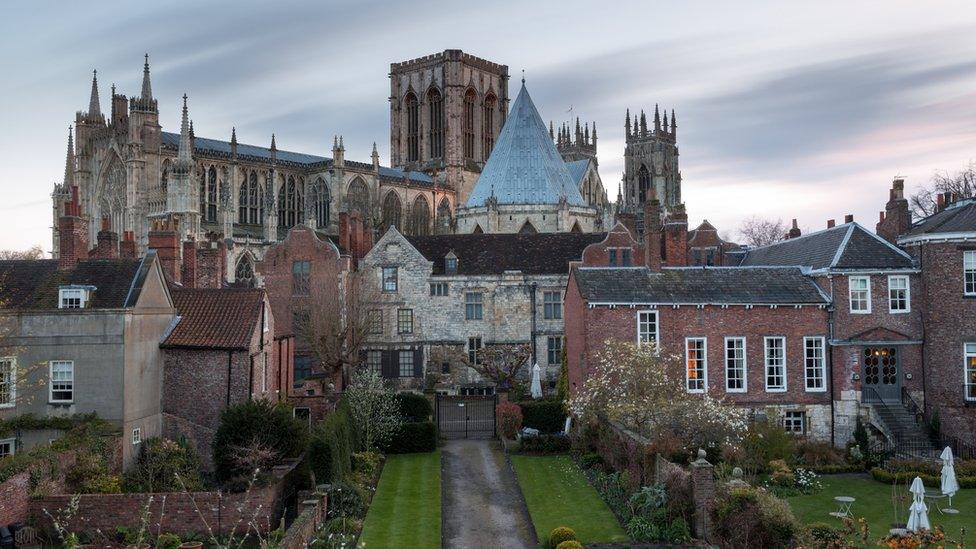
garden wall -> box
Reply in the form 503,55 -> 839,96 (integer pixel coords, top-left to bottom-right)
0,471 -> 29,527
30,460 -> 303,537
594,418 -> 654,486
277,488 -> 328,549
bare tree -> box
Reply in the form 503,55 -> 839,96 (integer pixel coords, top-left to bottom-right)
909,161 -> 976,219
438,342 -> 532,389
737,216 -> 786,247
0,245 -> 45,260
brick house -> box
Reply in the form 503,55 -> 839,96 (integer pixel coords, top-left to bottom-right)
160,287 -> 286,467
359,227 -> 604,392
898,195 -> 976,447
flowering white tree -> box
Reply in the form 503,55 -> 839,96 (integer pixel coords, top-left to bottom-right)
344,369 -> 403,450
569,341 -> 747,451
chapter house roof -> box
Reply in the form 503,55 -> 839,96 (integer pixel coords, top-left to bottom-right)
565,159 -> 591,188
0,257 -> 149,310
574,267 -> 830,305
160,132 -> 433,185
465,83 -> 586,208
736,222 -> 914,271
406,232 -> 605,275
901,198 -> 976,239
162,288 -> 265,350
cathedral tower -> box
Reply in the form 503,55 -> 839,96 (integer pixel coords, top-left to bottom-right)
389,49 -> 509,206
553,118 -> 598,165
621,105 -> 681,215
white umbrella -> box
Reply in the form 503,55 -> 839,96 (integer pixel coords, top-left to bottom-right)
907,476 -> 931,532
530,363 -> 542,399
941,446 -> 960,505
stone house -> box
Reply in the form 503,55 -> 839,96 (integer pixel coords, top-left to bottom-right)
0,249 -> 175,468
160,286 -> 285,467
358,227 -> 604,392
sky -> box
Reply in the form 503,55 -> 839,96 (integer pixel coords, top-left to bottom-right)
1,0 -> 975,252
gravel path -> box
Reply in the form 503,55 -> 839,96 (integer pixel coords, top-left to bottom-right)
441,439 -> 536,548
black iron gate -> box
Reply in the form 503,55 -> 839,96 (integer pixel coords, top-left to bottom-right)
436,394 -> 497,439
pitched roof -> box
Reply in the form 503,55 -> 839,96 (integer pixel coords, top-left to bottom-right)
0,257 -> 147,310
574,266 -> 829,305
737,223 -> 913,270
902,198 -> 976,239
160,132 -> 432,184
565,159 -> 590,187
162,288 -> 265,350
406,232 -> 605,275
465,83 -> 586,207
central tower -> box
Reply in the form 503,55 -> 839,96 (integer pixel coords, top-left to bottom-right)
621,105 -> 681,216
389,50 -> 509,206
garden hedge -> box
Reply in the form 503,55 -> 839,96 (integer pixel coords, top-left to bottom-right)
212,400 -> 306,482
518,434 -> 571,454
308,406 -> 355,483
382,421 -> 437,453
396,392 -> 433,422
870,467 -> 976,489
517,400 -> 566,434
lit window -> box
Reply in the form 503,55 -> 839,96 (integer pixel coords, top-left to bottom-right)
465,292 -> 483,320
685,337 -> 707,393
849,276 -> 871,314
382,266 -> 398,292
430,282 -> 449,296
368,310 -> 383,335
804,337 -> 826,392
398,350 -> 414,377
467,337 -> 482,365
543,291 -> 562,320
0,357 -> 15,408
783,411 -> 806,434
292,260 -> 311,296
58,288 -> 87,309
764,337 -> 786,392
50,360 -> 73,403
966,343 -> 976,402
367,350 -> 383,377
637,311 -> 658,345
965,251 -> 976,295
724,338 -> 746,392
132,428 -> 141,446
397,309 -> 414,334
888,275 -> 909,313
547,336 -> 563,365
0,438 -> 14,458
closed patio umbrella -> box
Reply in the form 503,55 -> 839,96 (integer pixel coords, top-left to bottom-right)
906,476 -> 930,532
941,446 -> 960,506
530,363 -> 542,399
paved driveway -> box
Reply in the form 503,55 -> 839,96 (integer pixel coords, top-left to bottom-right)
441,439 -> 536,548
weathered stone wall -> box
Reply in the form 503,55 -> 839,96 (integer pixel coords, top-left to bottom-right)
0,471 -> 29,526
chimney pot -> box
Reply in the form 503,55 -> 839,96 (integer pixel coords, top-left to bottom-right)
844,214 -> 854,223
827,219 -> 835,228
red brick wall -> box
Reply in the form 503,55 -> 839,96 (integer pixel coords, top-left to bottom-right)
0,472 -> 29,526
822,274 -> 923,342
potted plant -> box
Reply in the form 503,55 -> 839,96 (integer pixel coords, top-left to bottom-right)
178,542 -> 203,549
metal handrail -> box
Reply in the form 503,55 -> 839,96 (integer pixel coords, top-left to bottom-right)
864,386 -> 899,443
900,386 -> 925,426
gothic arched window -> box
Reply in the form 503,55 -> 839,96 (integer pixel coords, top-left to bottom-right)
239,171 -> 263,225
405,92 -> 419,162
436,197 -> 452,233
100,160 -> 127,234
483,93 -> 497,161
201,166 -> 218,222
428,88 -> 444,159
160,161 -> 169,192
311,178 -> 330,228
463,89 -> 476,159
278,175 -> 303,229
381,191 -> 402,233
637,164 -> 651,204
235,255 -> 255,288
346,178 -> 369,217
411,195 -> 430,236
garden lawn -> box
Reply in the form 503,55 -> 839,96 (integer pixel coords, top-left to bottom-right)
511,455 -> 629,545
358,451 -> 441,549
787,475 -> 974,541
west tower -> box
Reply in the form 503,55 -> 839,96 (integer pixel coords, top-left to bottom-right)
621,105 -> 681,215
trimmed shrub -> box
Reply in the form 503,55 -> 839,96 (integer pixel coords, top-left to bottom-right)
518,434 -> 571,454
580,452 -> 603,470
795,440 -> 845,467
123,438 -> 203,493
555,542 -> 583,549
308,408 -> 355,483
156,533 -> 181,549
352,451 -> 382,476
714,486 -> 801,548
325,480 -> 366,520
396,392 -> 433,422
548,526 -> 576,548
497,402 -> 523,439
212,400 -> 306,482
518,400 -> 567,434
739,419 -> 796,474
871,466 -> 976,489
804,522 -> 843,548
383,421 -> 437,453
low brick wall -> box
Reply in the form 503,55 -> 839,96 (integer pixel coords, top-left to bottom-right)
278,487 -> 328,549
0,471 -> 30,527
30,460 -> 302,537
594,418 -> 654,487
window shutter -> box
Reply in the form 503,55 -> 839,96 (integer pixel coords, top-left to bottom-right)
382,350 -> 396,379
413,347 -> 424,378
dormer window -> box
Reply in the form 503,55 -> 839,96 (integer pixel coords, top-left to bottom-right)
58,287 -> 91,309
445,252 -> 458,275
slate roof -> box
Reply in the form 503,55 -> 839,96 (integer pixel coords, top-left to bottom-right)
565,159 -> 590,188
902,198 -> 976,238
0,258 -> 147,310
736,223 -> 913,271
162,288 -> 265,350
406,232 -> 605,275
574,267 -> 829,305
160,132 -> 432,184
465,84 -> 586,207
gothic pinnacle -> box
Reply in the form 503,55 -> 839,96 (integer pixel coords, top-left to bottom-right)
141,53 -> 153,101
592,121 -> 597,142
88,70 -> 101,118
640,110 -> 647,135
339,135 -> 344,150
662,110 -> 669,131
670,109 -> 677,134
230,126 -> 237,145
654,104 -> 661,132
176,94 -> 192,167
549,120 -> 554,140
63,126 -> 75,186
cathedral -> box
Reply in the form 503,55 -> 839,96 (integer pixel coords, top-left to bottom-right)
50,50 -> 627,283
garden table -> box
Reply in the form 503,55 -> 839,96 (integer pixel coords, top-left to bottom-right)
829,496 -> 855,518
924,489 -> 959,515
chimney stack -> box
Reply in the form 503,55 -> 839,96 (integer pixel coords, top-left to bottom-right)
664,203 -> 688,266
787,218 -> 801,239
57,186 -> 88,271
119,231 -> 137,259
827,219 -> 835,228
844,214 -> 854,224
877,177 -> 911,243
643,196 -> 663,272
148,218 -> 181,283
181,239 -> 198,288
92,217 -> 120,259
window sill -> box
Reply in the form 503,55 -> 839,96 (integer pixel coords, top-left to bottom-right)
49,401 -> 74,406
765,388 -> 788,393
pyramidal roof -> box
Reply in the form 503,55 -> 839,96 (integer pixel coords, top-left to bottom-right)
465,83 -> 586,208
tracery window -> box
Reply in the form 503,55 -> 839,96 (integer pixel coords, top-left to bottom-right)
381,192 -> 402,233
347,178 -> 369,217
100,161 -> 127,233
405,93 -> 419,162
436,197 -> 452,232
238,171 -> 263,225
200,166 -> 218,222
463,89 -> 476,159
428,88 -> 444,159
482,93 -> 496,160
311,178 -> 330,228
637,164 -> 651,203
235,255 -> 255,287
411,195 -> 430,236
278,175 -> 304,229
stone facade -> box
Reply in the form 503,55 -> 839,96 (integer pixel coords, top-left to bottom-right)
456,202 -> 598,234
620,106 -> 681,216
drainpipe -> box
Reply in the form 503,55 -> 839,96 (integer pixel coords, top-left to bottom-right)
529,282 -> 538,367
248,354 -> 255,401
225,350 -> 233,406
827,307 -> 836,448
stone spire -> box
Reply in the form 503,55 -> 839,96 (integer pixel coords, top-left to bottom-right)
189,120 -> 195,140
141,54 -> 153,102
270,133 -> 277,164
670,109 -> 677,136
584,122 -> 590,145
662,110 -> 669,132
625,109 -> 631,138
87,70 -> 102,120
592,121 -> 597,145
654,104 -> 661,132
63,126 -> 75,186
639,110 -> 647,136
230,127 -> 238,160
549,120 -> 554,140
175,95 -> 193,172
371,141 -> 380,173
